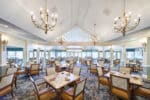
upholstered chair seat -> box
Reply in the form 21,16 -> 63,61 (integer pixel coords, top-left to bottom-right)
61,88 -> 84,100
99,77 -> 109,86
111,87 -> 131,99
134,87 -> 150,99
17,69 -> 26,75
0,74 -> 14,97
90,64 -> 97,74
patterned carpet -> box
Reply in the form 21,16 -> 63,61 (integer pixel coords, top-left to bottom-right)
0,64 -> 149,100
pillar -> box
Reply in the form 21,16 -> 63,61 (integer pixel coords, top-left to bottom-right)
43,49 -> 46,66
23,40 -> 28,65
122,45 -> 126,66
0,34 -> 7,65
110,46 -> 114,67
37,48 -> 40,63
102,46 -> 105,58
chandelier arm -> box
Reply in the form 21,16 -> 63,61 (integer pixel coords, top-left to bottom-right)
126,23 -> 139,32
32,21 -> 45,30
126,18 -> 140,31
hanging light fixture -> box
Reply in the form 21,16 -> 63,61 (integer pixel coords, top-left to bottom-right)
91,24 -> 97,46
30,0 -> 58,34
114,0 -> 141,36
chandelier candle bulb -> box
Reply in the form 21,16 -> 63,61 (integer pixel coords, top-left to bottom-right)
40,8 -> 43,11
30,11 -> 34,15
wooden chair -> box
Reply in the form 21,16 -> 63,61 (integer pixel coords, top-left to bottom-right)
134,86 -> 150,99
6,67 -> 18,88
68,61 -> 74,72
0,74 -> 14,97
119,67 -> 131,74
72,67 -> 81,76
55,60 -> 62,72
90,64 -> 97,74
46,67 -> 56,76
97,67 -> 109,89
30,76 -> 56,100
15,64 -> 27,75
98,60 -> 104,67
61,79 -> 87,100
86,60 -> 91,72
29,64 -> 40,75
110,74 -> 131,100
134,69 -> 150,99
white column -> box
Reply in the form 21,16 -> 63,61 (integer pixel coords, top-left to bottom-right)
1,42 -> 7,65
1,34 -> 7,65
23,41 -> 28,65
102,46 -> 105,58
122,45 -> 126,66
110,47 -> 114,67
43,49 -> 46,66
48,50 -> 50,60
37,48 -> 40,63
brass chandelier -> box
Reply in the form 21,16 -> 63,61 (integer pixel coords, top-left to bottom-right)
114,0 -> 141,36
91,24 -> 97,46
30,0 -> 58,34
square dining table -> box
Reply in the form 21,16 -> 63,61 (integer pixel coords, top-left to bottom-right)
104,71 -> 144,86
44,71 -> 80,100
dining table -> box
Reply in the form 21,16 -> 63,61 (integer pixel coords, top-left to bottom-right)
44,71 -> 80,100
104,71 -> 144,86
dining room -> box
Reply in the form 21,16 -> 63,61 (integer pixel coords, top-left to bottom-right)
0,0 -> 150,100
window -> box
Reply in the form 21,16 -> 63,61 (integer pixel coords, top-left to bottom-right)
92,51 -> 98,59
7,47 -> 23,66
105,51 -> 110,59
99,51 -> 103,58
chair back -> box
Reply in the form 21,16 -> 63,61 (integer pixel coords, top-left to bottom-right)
29,76 -> 39,95
30,64 -> 40,70
98,60 -> 104,67
6,67 -> 18,74
119,67 -> 131,74
86,60 -> 91,66
97,67 -> 103,76
74,79 -> 87,97
7,63 -> 11,68
0,74 -> 14,89
110,74 -> 129,91
73,67 -> 81,76
91,64 -> 96,69
55,60 -> 60,66
46,67 -> 56,76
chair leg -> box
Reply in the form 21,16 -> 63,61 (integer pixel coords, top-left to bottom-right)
11,90 -> 14,98
15,80 -> 17,89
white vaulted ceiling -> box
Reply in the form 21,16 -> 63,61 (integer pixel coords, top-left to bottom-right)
0,0 -> 150,44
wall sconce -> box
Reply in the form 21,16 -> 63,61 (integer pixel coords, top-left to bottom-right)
1,35 -> 8,51
2,39 -> 8,45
